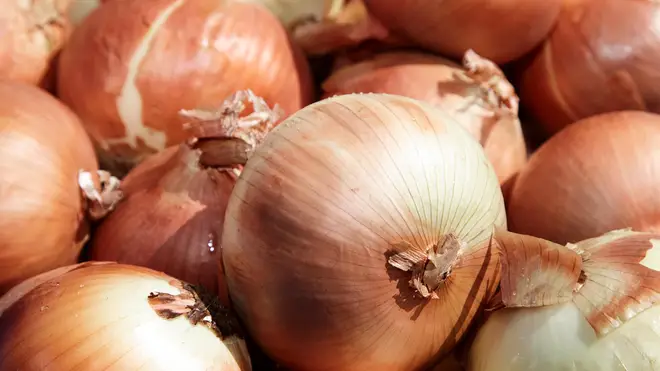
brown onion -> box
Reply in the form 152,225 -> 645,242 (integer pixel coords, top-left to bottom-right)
0,81 -> 120,294
91,90 -> 280,305
507,111 -> 660,245
323,50 -> 527,185
57,0 -> 313,173
362,0 -> 561,64
517,0 -> 660,135
0,0 -> 73,84
0,262 -> 251,370
223,93 -> 505,371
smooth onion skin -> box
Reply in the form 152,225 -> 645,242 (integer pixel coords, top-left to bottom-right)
517,0 -> 660,135
0,81 -> 97,294
507,111 -> 660,245
57,0 -> 313,171
91,145 -> 234,303
223,93 -> 505,371
322,51 -> 527,185
362,0 -> 561,64
0,262 -> 250,370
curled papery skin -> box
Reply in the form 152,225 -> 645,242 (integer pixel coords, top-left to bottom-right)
223,93 -> 505,371
0,81 -> 100,294
362,0 -> 561,64
0,0 -> 72,84
517,0 -> 660,135
0,262 -> 251,370
57,0 -> 313,174
507,111 -> 660,245
468,229 -> 660,370
322,51 -> 527,185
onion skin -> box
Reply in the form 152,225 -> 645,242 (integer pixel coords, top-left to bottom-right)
0,81 -> 98,294
362,0 -> 561,64
223,93 -> 505,371
0,262 -> 251,370
507,111 -> 660,245
322,51 -> 527,185
517,0 -> 660,135
57,0 -> 313,172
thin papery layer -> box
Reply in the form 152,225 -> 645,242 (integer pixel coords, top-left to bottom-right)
495,228 -> 660,337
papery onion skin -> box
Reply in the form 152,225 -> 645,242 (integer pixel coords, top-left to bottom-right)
507,111 -> 660,245
222,93 -> 505,371
322,51 -> 527,185
0,262 -> 251,370
362,0 -> 561,64
517,0 -> 660,135
57,0 -> 313,173
0,81 -> 98,294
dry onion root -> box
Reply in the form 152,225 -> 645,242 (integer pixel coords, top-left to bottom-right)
322,50 -> 526,186
90,90 -> 281,305
0,262 -> 251,370
57,0 -> 313,174
222,93 -> 505,371
468,229 -> 660,370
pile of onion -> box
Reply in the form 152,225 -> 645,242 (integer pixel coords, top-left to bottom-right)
468,228 -> 660,370
91,90 -> 281,305
0,0 -> 73,84
362,0 -> 561,64
0,81 -> 120,295
507,111 -> 660,245
222,93 -> 506,370
323,50 -> 527,186
517,0 -> 660,134
0,262 -> 251,370
57,0 -> 313,173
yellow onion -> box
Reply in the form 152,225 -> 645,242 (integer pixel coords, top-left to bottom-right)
0,81 -> 120,295
222,93 -> 506,370
0,262 -> 251,370
57,0 -> 313,174
468,229 -> 660,370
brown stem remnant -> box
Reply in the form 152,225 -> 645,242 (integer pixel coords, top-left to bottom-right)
388,234 -> 465,299
78,170 -> 123,220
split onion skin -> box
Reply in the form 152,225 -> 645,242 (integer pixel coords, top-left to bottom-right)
0,0 -> 73,84
517,0 -> 660,134
0,262 -> 251,370
0,81 -> 97,295
507,111 -> 660,245
223,93 -> 505,371
322,51 -> 527,185
362,0 -> 561,64
57,0 -> 313,172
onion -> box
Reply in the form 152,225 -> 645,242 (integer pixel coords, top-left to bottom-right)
0,81 -> 121,295
0,0 -> 73,84
0,262 -> 251,370
507,111 -> 660,245
362,0 -> 561,64
91,90 -> 280,305
517,0 -> 660,135
468,228 -> 660,370
322,50 -> 526,185
57,0 -> 313,173
222,93 -> 506,370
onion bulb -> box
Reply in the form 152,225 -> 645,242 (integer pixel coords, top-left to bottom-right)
0,81 -> 121,295
57,0 -> 313,174
468,229 -> 660,370
507,111 -> 660,245
222,93 -> 506,370
323,50 -> 526,185
517,0 -> 660,135
0,262 -> 251,370
362,0 -> 561,64
0,0 -> 73,84
91,90 -> 281,305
